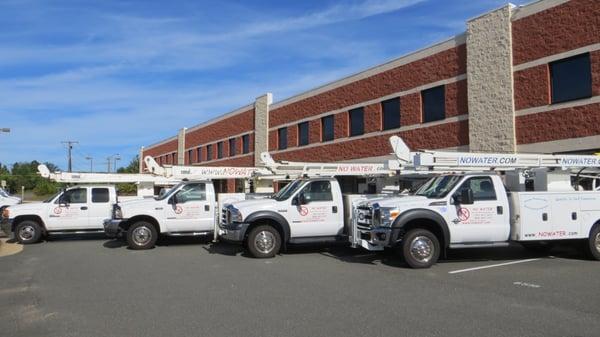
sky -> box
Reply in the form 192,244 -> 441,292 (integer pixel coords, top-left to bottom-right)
0,0 -> 530,172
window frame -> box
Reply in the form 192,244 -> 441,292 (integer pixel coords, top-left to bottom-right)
278,127 -> 288,150
206,144 -> 213,161
382,98 -> 401,130
349,107 -> 365,137
92,188 -> 110,203
229,138 -> 236,157
197,147 -> 202,163
298,121 -> 309,146
550,53 -> 592,104
422,85 -> 446,123
321,115 -> 334,142
217,141 -> 224,159
242,134 -> 250,154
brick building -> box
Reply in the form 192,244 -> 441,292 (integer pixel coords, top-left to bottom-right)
141,0 -> 600,192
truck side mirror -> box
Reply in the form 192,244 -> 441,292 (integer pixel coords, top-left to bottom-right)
169,195 -> 178,205
291,196 -> 299,206
298,193 -> 308,205
459,188 -> 474,205
58,194 -> 69,206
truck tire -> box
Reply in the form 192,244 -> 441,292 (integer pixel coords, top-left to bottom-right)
585,224 -> 600,260
15,220 -> 42,244
126,221 -> 158,250
402,229 -> 440,269
246,225 -> 281,258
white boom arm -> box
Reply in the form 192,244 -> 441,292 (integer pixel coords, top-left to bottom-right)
37,164 -> 178,185
143,156 -> 270,179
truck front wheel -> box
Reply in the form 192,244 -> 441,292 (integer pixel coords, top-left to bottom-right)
126,222 -> 158,250
246,225 -> 281,258
15,220 -> 43,244
585,224 -> 600,260
402,229 -> 440,269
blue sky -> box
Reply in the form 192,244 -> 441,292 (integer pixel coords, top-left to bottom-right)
0,0 -> 529,172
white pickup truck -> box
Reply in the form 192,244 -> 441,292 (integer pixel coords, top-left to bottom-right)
1,185 -> 117,244
0,187 -> 21,210
219,176 -> 387,257
104,180 -> 223,249
354,171 -> 600,268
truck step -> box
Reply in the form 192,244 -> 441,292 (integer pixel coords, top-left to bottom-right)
48,230 -> 106,235
449,242 -> 510,249
166,231 -> 213,237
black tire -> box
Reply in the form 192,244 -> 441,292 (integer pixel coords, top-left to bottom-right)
584,224 -> 600,260
126,221 -> 158,250
401,229 -> 440,269
15,220 -> 43,244
246,225 -> 281,258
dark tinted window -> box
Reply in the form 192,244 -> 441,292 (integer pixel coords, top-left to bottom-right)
229,138 -> 236,157
242,134 -> 250,154
172,152 -> 177,164
197,147 -> 202,163
92,188 -> 110,203
322,115 -> 334,142
422,86 -> 445,123
349,107 -> 364,136
278,127 -> 287,150
187,149 -> 193,164
176,183 -> 206,202
382,98 -> 400,130
455,177 -> 496,201
217,142 -> 224,159
302,181 -> 333,202
206,144 -> 213,161
298,122 -> 309,146
550,53 -> 592,104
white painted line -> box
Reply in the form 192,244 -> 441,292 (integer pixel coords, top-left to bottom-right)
448,258 -> 541,274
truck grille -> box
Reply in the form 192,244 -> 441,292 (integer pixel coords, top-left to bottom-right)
356,207 -> 372,229
221,208 -> 231,225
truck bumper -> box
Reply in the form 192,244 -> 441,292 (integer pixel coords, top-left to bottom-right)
103,219 -> 126,238
356,227 -> 392,251
0,218 -> 14,238
218,223 -> 250,243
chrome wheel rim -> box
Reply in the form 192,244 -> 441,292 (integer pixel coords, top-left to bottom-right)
255,231 -> 276,254
132,226 -> 152,246
18,225 -> 35,241
595,232 -> 600,252
409,236 -> 434,263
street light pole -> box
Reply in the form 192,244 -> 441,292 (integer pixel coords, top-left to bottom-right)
106,154 -> 120,173
114,156 -> 121,172
85,156 -> 93,173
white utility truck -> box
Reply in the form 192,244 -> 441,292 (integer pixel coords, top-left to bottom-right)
0,163 -> 180,244
218,152 -> 417,258
353,137 -> 600,268
103,157 -> 273,250
0,187 -> 21,210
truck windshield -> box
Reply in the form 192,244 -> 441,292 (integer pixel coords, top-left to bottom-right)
155,183 -> 183,201
273,179 -> 303,201
43,191 -> 62,203
414,175 -> 462,199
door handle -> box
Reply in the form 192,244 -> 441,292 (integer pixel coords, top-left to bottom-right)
572,212 -> 577,220
497,206 -> 503,215
332,206 -> 338,213
542,213 -> 548,221
205,205 -> 210,211
80,206 -> 88,210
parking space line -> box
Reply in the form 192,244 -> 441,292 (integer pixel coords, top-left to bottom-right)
448,258 -> 541,274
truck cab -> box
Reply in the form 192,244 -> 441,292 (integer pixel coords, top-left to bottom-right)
220,177 -> 383,258
1,185 -> 117,244
0,187 -> 21,210
104,180 -> 217,250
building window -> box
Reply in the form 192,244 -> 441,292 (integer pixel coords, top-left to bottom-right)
229,138 -> 236,157
242,134 -> 250,154
321,115 -> 334,142
197,147 -> 202,163
550,53 -> 592,104
278,127 -> 287,150
382,98 -> 400,130
217,141 -> 224,159
349,107 -> 364,136
187,149 -> 193,164
172,152 -> 177,164
422,85 -> 445,123
298,121 -> 309,146
206,144 -> 213,161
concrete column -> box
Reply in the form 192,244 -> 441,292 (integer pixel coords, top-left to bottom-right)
467,4 -> 516,152
177,127 -> 187,165
254,93 -> 272,166
139,146 -> 144,173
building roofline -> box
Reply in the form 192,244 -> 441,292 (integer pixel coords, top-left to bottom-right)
511,0 -> 570,21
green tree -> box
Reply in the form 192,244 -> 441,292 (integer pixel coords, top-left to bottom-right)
116,156 -> 140,195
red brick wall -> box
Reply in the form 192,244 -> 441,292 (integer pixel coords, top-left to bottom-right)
592,51 -> 600,97
269,45 -> 466,128
445,79 -> 468,118
402,93 -> 421,126
364,103 -> 382,133
334,112 -> 348,139
185,109 -> 254,147
272,120 -> 469,162
512,0 -> 600,65
514,65 -> 550,110
516,103 -> 600,144
142,139 -> 177,170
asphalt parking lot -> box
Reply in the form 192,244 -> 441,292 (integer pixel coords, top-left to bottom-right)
1,236 -> 599,337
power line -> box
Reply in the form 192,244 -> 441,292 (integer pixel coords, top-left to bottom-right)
61,141 -> 79,173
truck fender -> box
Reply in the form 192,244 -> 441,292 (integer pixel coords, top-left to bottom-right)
391,209 -> 450,248
244,211 -> 291,242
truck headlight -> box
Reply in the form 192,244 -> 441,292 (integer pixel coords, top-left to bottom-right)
113,205 -> 123,219
229,207 -> 243,223
1,207 -> 9,219
379,207 -> 400,227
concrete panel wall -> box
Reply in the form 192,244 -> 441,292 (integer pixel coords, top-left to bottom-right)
467,5 -> 516,152
254,93 -> 272,166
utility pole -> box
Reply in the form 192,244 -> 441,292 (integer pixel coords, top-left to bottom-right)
85,156 -> 93,172
107,154 -> 120,173
61,140 -> 79,172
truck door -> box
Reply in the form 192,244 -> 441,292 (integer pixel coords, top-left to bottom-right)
288,180 -> 344,238
46,187 -> 89,230
87,187 -> 112,229
449,176 -> 510,243
164,183 -> 213,233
